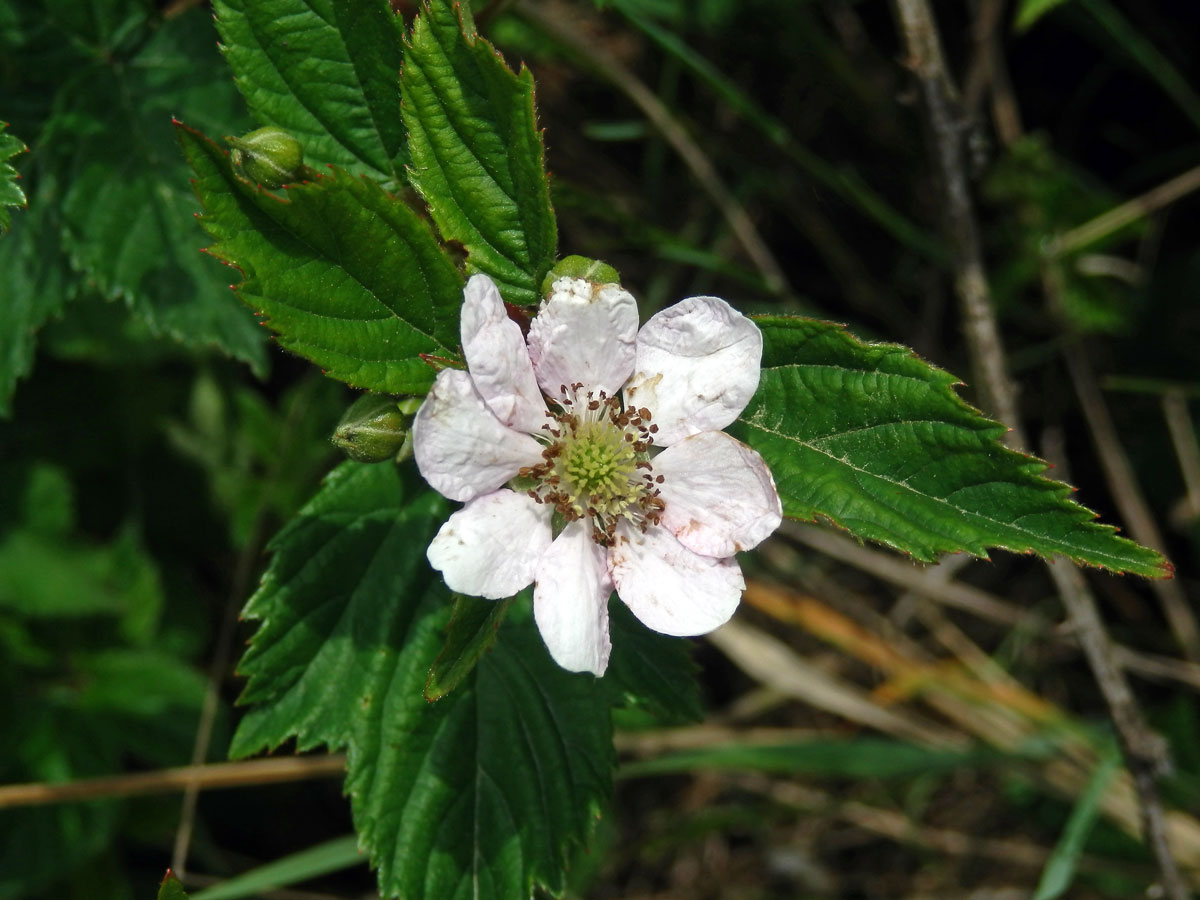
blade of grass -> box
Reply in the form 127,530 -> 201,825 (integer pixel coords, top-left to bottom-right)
1079,0 -> 1200,134
1033,746 -> 1121,900
189,837 -> 363,900
603,0 -> 947,265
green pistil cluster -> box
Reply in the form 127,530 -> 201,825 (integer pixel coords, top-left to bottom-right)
556,420 -> 639,519
519,383 -> 666,546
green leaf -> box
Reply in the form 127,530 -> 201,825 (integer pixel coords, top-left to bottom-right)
232,462 -> 614,899
0,205 -> 71,417
402,0 -> 557,305
54,10 -> 267,376
179,124 -> 463,395
603,601 -> 702,725
730,317 -> 1169,577
190,836 -> 363,900
424,592 -> 516,701
0,122 -> 27,232
158,871 -> 190,900
213,0 -> 408,180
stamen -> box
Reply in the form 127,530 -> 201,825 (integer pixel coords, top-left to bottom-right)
519,384 -> 666,545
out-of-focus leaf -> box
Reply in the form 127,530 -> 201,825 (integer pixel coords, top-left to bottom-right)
214,0 -> 408,181
180,124 -> 462,395
985,134 -> 1138,333
231,462 -> 614,900
402,0 -> 557,305
165,370 -> 343,546
731,317 -> 1170,577
53,10 -> 266,375
0,205 -> 71,417
0,122 -> 26,232
1014,0 -> 1075,32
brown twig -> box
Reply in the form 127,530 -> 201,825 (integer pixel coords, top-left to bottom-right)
1047,162 -> 1200,257
0,755 -> 347,809
778,522 -> 1200,692
1163,389 -> 1200,524
890,2 -> 1189,894
1044,559 -> 1187,900
172,525 -> 267,878
513,0 -> 790,296
1061,340 -> 1200,663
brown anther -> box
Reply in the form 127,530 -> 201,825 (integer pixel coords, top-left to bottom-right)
648,424 -> 658,433
638,407 -> 651,420
655,475 -> 664,483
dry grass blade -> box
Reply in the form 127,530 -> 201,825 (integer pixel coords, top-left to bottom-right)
739,578 -> 1200,886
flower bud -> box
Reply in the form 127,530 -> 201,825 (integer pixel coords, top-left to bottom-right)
331,394 -> 419,463
540,255 -> 622,298
227,127 -> 303,189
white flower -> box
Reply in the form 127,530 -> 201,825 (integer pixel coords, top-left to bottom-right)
412,273 -> 782,676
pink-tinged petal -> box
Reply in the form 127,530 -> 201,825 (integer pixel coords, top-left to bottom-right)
533,520 -> 613,676
609,520 -> 745,637
654,431 -> 782,557
412,369 -> 545,502
527,277 -> 638,401
460,274 -> 548,435
624,296 -> 762,445
427,490 -> 552,599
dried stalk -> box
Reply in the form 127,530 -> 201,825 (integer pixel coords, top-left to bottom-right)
0,756 -> 346,809
890,1 -> 1189,894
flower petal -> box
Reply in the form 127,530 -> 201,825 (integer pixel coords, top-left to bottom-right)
427,490 -> 552,599
609,520 -> 745,637
654,431 -> 782,557
527,277 -> 638,401
460,274 -> 548,435
412,369 -> 545,502
533,520 -> 613,675
624,296 -> 762,445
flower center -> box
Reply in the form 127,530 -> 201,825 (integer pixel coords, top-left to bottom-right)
519,383 -> 664,546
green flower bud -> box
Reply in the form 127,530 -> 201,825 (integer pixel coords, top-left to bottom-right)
540,255 -> 622,298
331,394 -> 419,464
227,127 -> 304,189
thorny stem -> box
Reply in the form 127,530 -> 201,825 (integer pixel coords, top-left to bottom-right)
890,1 -> 1189,895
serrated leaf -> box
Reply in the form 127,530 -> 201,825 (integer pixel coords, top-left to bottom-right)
179,125 -> 462,395
0,122 -> 27,232
53,10 -> 266,375
214,0 -> 408,181
159,870 -> 190,900
730,316 -> 1169,577
402,0 -> 557,305
424,592 -> 516,701
232,462 -> 614,899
